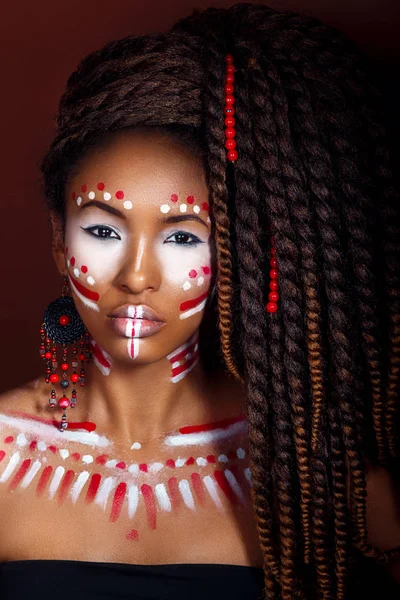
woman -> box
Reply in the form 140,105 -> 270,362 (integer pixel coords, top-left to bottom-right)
0,3 -> 399,599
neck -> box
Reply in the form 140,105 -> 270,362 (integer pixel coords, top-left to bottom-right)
70,336 -> 241,448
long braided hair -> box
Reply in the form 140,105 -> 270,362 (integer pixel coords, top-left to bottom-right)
40,4 -> 400,598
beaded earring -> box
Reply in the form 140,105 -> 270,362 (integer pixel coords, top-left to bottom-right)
40,274 -> 91,431
223,53 -> 279,312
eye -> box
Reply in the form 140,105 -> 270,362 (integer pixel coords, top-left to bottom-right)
164,231 -> 204,246
81,226 -> 121,240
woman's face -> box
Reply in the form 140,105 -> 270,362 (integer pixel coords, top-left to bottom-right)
57,129 -> 214,365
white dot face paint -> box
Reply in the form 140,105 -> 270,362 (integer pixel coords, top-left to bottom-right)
104,192 -> 111,201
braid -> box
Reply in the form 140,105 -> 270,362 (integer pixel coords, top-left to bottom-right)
232,41 -> 281,596
39,4 -> 400,598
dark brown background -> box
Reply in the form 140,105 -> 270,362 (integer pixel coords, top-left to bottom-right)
1,0 -> 398,393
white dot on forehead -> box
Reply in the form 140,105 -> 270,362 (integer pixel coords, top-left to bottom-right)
123,200 -> 133,210
193,205 -> 200,214
183,281 -> 191,291
76,196 -> 82,206
197,277 -> 204,286
73,268 -> 80,277
87,276 -> 95,285
88,191 -> 95,199
160,204 -> 170,214
103,192 -> 111,201
180,204 -> 187,213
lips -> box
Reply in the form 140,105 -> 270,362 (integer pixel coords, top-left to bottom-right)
107,304 -> 165,339
108,317 -> 165,338
107,304 -> 163,321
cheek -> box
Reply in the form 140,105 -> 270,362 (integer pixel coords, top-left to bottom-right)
65,224 -> 126,286
157,244 -> 212,294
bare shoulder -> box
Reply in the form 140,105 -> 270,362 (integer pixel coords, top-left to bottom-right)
0,377 -> 43,417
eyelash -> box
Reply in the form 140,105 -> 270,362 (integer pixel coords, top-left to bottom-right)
164,231 -> 204,246
81,226 -> 121,240
81,226 -> 204,246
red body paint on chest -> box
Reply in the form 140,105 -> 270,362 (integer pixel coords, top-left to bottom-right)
190,473 -> 206,506
167,477 -> 181,509
9,459 -> 31,491
36,465 -> 53,497
109,482 -> 127,522
141,484 -> 157,530
58,470 -> 75,504
85,473 -> 102,503
7,411 -> 96,433
179,413 -> 246,434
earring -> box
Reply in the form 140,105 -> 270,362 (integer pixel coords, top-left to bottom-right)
39,274 -> 91,431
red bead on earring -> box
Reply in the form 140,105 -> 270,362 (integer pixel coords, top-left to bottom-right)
266,233 -> 279,313
224,54 -> 238,163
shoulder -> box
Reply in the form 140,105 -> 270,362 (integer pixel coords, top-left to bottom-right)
0,377 -> 42,414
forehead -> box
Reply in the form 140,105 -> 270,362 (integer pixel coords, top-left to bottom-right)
66,130 -> 208,210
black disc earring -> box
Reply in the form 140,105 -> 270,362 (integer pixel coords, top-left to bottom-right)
39,274 -> 92,431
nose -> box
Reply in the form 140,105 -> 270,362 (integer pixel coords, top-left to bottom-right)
114,235 -> 161,295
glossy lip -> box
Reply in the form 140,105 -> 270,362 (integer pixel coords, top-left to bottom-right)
108,317 -> 166,338
107,304 -> 164,322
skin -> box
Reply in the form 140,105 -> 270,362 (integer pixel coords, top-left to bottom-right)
1,129 -> 399,580
0,129 -> 264,568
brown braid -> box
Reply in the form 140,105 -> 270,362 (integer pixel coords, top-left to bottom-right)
39,4 -> 400,598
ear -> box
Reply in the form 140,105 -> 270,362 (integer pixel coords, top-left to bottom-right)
49,210 -> 66,276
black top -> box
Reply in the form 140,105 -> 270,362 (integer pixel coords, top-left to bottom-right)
0,560 -> 265,600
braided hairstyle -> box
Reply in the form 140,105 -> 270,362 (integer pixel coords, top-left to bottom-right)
40,4 -> 400,598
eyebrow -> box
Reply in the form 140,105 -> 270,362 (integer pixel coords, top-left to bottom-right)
79,199 -> 209,228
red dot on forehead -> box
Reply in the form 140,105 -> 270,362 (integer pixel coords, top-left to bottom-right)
70,257 -> 75,266
115,190 -> 124,200
97,182 -> 105,191
65,246 -> 69,255
186,195 -> 194,204
202,266 -> 210,275
72,192 -> 76,201
189,270 -> 197,278
81,184 -> 87,193
201,202 -> 209,212
171,194 -> 178,203
81,265 -> 88,273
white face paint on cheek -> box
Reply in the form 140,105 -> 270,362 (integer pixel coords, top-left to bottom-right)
155,235 -> 212,320
65,214 -> 127,302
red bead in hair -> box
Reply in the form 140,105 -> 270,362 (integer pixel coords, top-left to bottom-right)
266,229 -> 279,313
224,54 -> 238,163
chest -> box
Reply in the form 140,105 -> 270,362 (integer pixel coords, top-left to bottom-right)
0,431 -> 262,567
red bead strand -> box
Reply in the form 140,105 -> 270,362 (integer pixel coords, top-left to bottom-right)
266,231 -> 279,313
224,54 -> 238,163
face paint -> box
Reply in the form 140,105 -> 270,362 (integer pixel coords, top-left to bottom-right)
159,194 -> 210,220
1,411 -> 251,539
89,339 -> 112,376
73,183 -> 133,211
167,332 -> 199,383
0,413 -> 110,448
164,414 -> 247,446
